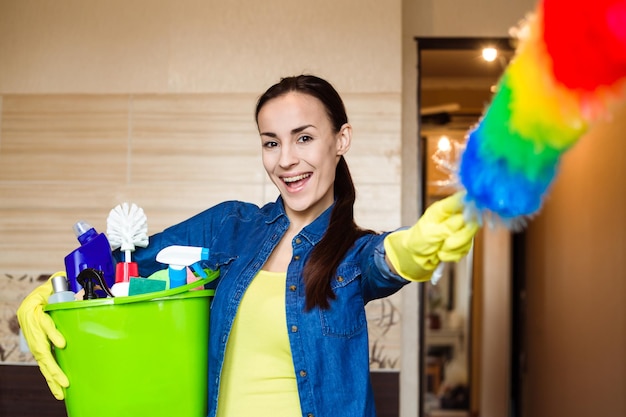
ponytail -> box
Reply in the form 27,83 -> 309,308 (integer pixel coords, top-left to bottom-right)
303,156 -> 373,310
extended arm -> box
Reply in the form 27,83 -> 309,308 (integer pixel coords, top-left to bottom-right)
384,192 -> 478,281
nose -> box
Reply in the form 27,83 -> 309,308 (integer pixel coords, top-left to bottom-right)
278,143 -> 298,168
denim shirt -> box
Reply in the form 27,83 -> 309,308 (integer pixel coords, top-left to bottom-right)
130,197 -> 411,417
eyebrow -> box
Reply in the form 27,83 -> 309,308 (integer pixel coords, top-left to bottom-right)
260,124 -> 315,138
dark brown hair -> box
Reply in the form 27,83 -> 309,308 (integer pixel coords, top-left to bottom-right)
255,75 -> 373,310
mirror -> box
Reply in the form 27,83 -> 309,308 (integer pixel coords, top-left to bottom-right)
416,38 -> 514,417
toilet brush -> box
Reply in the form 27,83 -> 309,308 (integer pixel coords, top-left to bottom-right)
106,202 -> 149,294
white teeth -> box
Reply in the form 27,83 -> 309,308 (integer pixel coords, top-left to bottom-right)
283,173 -> 310,183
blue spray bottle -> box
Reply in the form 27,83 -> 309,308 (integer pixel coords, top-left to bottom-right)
64,220 -> 116,294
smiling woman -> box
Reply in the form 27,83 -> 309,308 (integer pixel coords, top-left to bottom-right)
17,74 -> 478,417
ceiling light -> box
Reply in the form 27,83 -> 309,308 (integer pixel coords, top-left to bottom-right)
482,47 -> 498,62
437,135 -> 451,152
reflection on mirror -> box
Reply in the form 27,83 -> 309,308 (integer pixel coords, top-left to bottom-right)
417,38 -> 514,417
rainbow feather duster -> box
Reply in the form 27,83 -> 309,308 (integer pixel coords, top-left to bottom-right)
459,0 -> 626,228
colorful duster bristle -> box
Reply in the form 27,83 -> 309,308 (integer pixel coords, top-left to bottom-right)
459,0 -> 626,228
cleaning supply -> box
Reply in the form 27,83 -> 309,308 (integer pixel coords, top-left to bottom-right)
44,273 -> 219,417
110,262 -> 139,296
48,275 -> 76,304
156,245 -> 210,288
107,203 -> 149,296
128,277 -> 167,296
64,221 -> 116,294
457,0 -> 626,228
76,268 -> 114,300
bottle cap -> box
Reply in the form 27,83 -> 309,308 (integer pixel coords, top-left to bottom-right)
72,220 -> 93,237
73,220 -> 99,244
51,275 -> 69,293
115,262 -> 139,283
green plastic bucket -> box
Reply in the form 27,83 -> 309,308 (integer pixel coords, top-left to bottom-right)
44,271 -> 218,417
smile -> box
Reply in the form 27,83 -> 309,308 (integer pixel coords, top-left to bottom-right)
282,173 -> 311,184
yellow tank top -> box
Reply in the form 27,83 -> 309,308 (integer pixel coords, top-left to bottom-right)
216,270 -> 302,416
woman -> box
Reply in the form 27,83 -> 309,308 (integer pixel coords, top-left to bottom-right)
18,75 -> 478,417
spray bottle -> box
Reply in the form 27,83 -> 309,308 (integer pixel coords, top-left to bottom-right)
156,245 -> 210,288
64,220 -> 116,294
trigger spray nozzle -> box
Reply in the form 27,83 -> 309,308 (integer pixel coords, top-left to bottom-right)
76,268 -> 115,299
155,245 -> 210,288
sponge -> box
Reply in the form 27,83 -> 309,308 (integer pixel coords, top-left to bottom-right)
128,277 -> 166,296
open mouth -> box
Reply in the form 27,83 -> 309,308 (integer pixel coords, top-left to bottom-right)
282,173 -> 311,190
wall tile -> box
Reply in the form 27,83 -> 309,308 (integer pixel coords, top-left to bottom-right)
131,94 -> 264,183
0,95 -> 129,183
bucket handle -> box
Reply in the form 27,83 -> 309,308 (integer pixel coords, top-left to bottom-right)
111,269 -> 219,305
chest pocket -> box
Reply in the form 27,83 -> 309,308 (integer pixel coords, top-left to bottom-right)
320,264 -> 367,338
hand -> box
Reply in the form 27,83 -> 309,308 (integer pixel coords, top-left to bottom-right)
17,272 -> 69,400
384,192 -> 479,281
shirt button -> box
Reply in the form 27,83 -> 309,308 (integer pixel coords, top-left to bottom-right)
291,325 -> 298,332
293,255 -> 300,261
299,370 -> 307,377
295,238 -> 302,244
289,285 -> 296,291
307,414 -> 314,417
337,276 -> 344,282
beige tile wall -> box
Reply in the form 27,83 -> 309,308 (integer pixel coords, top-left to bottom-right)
0,92 -> 401,273
0,92 -> 404,366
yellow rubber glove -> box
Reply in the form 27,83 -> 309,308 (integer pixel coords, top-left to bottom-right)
384,192 -> 479,281
16,272 -> 69,400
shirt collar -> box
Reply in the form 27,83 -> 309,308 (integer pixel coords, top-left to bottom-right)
264,196 -> 334,246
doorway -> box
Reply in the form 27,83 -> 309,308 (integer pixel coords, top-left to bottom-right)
415,37 -> 516,417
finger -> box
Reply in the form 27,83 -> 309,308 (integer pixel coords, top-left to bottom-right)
439,222 -> 477,261
40,357 -> 70,388
39,314 -> 66,349
42,374 -> 64,400
422,193 -> 464,223
443,234 -> 474,254
46,378 -> 65,401
437,192 -> 465,215
439,239 -> 474,262
442,213 -> 467,233
40,368 -> 68,400
51,387 -> 65,401
443,222 -> 479,249
45,376 -> 66,401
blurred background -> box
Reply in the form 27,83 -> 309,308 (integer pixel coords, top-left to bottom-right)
0,1 -> 623,417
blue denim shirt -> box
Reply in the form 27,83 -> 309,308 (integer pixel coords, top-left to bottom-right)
131,197 -> 410,417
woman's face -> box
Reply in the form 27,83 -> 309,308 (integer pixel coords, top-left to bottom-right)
257,92 -> 351,224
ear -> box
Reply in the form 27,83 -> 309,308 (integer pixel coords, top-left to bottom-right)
336,123 -> 352,156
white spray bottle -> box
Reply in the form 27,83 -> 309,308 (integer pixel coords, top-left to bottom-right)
156,245 -> 210,288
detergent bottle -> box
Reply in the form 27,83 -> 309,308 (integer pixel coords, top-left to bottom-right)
64,220 -> 116,294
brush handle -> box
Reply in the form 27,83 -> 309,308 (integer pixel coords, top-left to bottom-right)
430,263 -> 445,285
